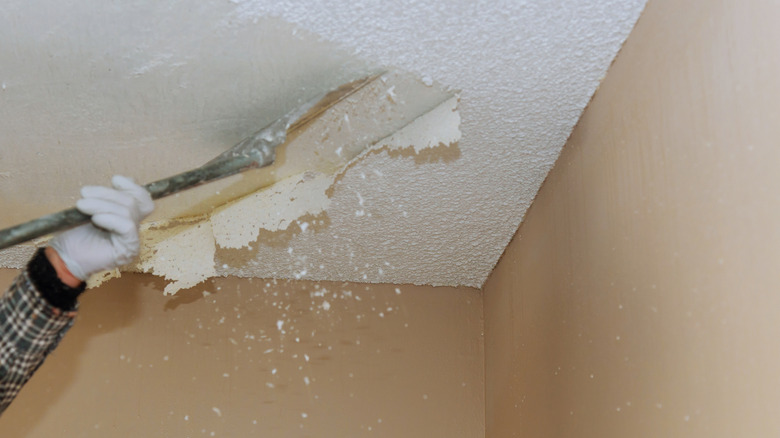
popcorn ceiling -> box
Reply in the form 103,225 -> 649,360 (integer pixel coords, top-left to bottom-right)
0,0 -> 647,290
219,0 -> 647,287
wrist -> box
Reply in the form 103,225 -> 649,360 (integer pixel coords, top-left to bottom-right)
45,247 -> 84,288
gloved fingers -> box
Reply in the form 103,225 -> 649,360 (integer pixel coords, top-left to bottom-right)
49,176 -> 150,281
76,197 -> 135,220
90,212 -> 137,238
80,186 -> 138,214
80,176 -> 155,222
112,175 -> 155,219
91,213 -> 139,265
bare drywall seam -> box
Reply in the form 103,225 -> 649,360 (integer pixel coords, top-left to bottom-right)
130,95 -> 460,294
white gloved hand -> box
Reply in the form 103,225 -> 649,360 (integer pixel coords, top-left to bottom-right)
49,175 -> 154,281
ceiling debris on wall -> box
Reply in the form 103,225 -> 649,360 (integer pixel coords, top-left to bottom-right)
0,0 -> 648,290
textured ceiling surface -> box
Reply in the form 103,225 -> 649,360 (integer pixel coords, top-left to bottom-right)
0,0 -> 647,289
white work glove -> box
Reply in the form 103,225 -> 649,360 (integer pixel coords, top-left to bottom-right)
49,175 -> 154,281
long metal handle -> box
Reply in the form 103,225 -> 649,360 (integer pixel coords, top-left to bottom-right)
0,72 -> 383,252
0,153 -> 263,251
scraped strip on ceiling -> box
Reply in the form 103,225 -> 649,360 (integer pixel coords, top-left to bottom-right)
128,93 -> 460,295
142,71 -> 454,222
2,70 -> 459,294
212,94 -> 460,250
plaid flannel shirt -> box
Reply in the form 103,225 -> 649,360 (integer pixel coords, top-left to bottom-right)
0,269 -> 77,414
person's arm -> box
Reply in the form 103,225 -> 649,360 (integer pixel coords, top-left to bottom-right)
0,248 -> 84,414
0,175 -> 153,415
45,247 -> 83,288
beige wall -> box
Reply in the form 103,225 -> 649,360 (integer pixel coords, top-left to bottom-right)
484,0 -> 780,436
0,270 -> 483,437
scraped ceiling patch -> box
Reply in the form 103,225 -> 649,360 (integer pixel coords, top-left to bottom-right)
213,94 -> 460,248
130,85 -> 460,294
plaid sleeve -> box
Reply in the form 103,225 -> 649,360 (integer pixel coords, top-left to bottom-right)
0,270 -> 77,415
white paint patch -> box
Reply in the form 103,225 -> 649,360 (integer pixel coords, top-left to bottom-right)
211,171 -> 332,249
135,221 -> 217,295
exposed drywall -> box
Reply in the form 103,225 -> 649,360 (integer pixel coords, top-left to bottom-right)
0,268 -> 484,437
484,0 -> 780,436
0,0 -> 646,289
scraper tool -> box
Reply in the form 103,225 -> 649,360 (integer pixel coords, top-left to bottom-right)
0,73 -> 381,250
